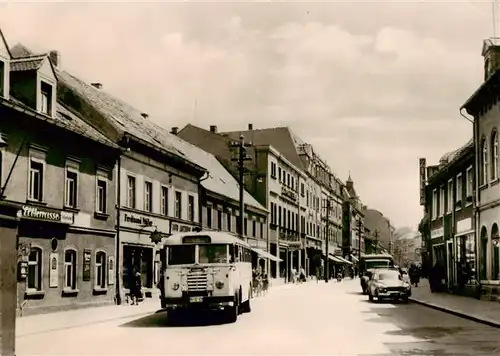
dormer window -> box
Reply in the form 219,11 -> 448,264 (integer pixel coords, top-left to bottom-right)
40,81 -> 52,115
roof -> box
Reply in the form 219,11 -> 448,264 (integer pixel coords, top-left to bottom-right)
10,43 -> 34,59
0,28 -> 12,59
439,138 -> 474,163
57,72 -> 265,211
220,127 -> 305,170
5,96 -> 118,149
164,230 -> 251,247
429,138 -> 473,182
10,56 -> 46,72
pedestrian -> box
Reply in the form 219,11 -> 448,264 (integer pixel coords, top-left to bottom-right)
130,271 -> 143,305
262,273 -> 269,295
300,267 -> 306,283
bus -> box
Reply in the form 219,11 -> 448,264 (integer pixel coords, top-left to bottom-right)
359,254 -> 395,294
159,230 -> 253,323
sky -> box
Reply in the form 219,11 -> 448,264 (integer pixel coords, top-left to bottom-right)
0,1 -> 493,229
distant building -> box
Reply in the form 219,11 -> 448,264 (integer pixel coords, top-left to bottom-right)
342,175 -> 364,262
363,207 -> 393,254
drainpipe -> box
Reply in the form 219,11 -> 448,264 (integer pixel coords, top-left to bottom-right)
115,148 -> 126,306
461,108 -> 480,283
198,172 -> 209,229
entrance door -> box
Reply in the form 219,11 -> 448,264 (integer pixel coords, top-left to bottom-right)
447,241 -> 454,287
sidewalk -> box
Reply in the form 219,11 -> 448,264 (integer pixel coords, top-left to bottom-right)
409,278 -> 500,328
17,298 -> 159,338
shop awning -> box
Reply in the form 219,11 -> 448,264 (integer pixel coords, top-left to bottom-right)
251,247 -> 283,262
336,256 -> 353,265
328,254 -> 344,263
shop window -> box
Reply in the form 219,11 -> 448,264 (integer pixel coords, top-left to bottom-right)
95,251 -> 107,288
64,249 -> 77,290
27,247 -> 42,291
28,158 -> 44,202
96,178 -> 107,214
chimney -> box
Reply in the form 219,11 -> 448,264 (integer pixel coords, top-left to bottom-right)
248,123 -> 253,130
209,125 -> 217,133
482,38 -> 500,81
141,112 -> 149,119
171,127 -> 179,135
91,83 -> 103,89
49,50 -> 61,68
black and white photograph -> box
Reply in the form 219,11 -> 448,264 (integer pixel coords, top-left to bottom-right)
1,1 -> 500,355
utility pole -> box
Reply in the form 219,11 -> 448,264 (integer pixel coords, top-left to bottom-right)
324,198 -> 331,283
230,135 -> 252,240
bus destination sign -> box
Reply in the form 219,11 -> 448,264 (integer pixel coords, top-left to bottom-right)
182,235 -> 212,244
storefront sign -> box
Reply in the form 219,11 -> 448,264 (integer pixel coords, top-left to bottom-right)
18,205 -> 74,224
431,227 -> 444,240
83,249 -> 91,282
121,212 -> 170,233
419,158 -> 426,206
456,218 -> 472,234
49,253 -> 59,288
108,256 -> 115,285
171,222 -> 195,233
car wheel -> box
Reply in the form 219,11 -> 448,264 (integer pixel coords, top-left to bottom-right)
369,293 -> 373,302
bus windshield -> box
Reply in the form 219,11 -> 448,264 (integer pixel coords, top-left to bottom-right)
199,244 -> 228,264
366,260 -> 393,270
167,244 -> 229,265
168,245 -> 196,265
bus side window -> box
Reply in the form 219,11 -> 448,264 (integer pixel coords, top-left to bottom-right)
229,245 -> 235,263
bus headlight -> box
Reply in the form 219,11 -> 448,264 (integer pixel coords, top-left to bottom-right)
215,280 -> 224,289
172,282 -> 180,291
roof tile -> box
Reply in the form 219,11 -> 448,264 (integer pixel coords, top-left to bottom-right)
10,57 -> 45,72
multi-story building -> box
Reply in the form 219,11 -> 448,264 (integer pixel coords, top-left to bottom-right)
363,206 -> 394,253
461,37 -> 500,299
51,52 -> 207,302
177,124 -> 303,279
420,139 -> 474,292
342,176 -> 365,263
0,37 -> 121,316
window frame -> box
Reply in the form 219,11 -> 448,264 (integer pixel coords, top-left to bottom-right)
174,191 -> 182,219
447,179 -> 453,214
28,157 -> 45,202
144,180 -> 153,212
96,176 -> 108,214
126,175 -> 136,209
64,166 -> 79,208
27,246 -> 43,291
482,137 -> 488,186
432,188 -> 437,220
160,185 -> 169,216
40,81 -> 52,115
94,250 -> 107,289
439,186 -> 445,217
456,173 -> 463,211
64,248 -> 77,291
188,195 -> 195,222
466,165 -> 473,204
492,130 -> 499,181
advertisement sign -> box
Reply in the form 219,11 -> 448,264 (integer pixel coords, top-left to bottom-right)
17,205 -> 74,224
108,256 -> 115,285
419,158 -> 426,206
49,253 -> 59,288
83,249 -> 91,281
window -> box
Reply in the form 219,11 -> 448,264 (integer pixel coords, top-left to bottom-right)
252,220 -> 256,237
278,167 -> 281,181
95,251 -> 106,288
65,169 -> 78,208
0,61 -> 4,97
301,183 -> 305,197
466,166 -> 473,199
227,212 -> 232,232
446,179 -> 452,213
456,173 -> 463,207
244,218 -> 248,236
127,176 -> 136,208
206,206 -> 212,228
161,186 -> 169,215
270,202 -> 275,224
481,137 -> 488,185
40,82 -> 52,115
260,222 -> 264,238
287,173 -> 290,187
175,191 -> 182,218
28,159 -> 44,201
144,181 -> 153,212
27,247 -> 42,290
96,178 -> 107,214
432,189 -> 437,219
492,131 -> 499,181
64,249 -> 77,290
291,176 -> 295,190
271,162 -> 277,178
217,210 -> 222,230
439,186 -> 444,216
188,195 -> 195,221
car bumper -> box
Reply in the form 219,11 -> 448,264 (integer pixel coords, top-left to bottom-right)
161,296 -> 235,310
378,290 -> 411,298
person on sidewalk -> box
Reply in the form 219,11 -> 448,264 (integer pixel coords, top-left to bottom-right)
130,271 -> 143,306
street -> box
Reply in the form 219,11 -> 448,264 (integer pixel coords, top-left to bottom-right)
17,280 -> 500,356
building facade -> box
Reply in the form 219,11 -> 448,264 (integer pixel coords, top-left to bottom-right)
0,38 -> 121,316
363,207 -> 394,253
342,176 -> 365,263
421,139 -> 475,292
54,57 -> 206,302
462,38 -> 500,299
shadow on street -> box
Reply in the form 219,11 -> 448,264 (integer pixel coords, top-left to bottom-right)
119,309 -> 230,328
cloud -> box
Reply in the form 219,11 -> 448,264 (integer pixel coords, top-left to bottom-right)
0,1 -> 488,228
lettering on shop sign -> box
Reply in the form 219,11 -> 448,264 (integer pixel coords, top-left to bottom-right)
18,205 -> 74,224
124,213 -> 153,226
171,223 -> 193,233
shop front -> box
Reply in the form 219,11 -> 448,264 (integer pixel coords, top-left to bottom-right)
455,218 -> 475,287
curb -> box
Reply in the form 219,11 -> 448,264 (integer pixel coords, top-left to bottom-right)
409,297 -> 500,329
18,309 -> 156,338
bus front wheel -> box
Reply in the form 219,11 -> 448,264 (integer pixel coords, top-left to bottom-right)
225,296 -> 239,323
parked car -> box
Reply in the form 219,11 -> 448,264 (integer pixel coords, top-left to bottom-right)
359,254 -> 395,293
361,268 -> 376,294
367,269 -> 411,303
